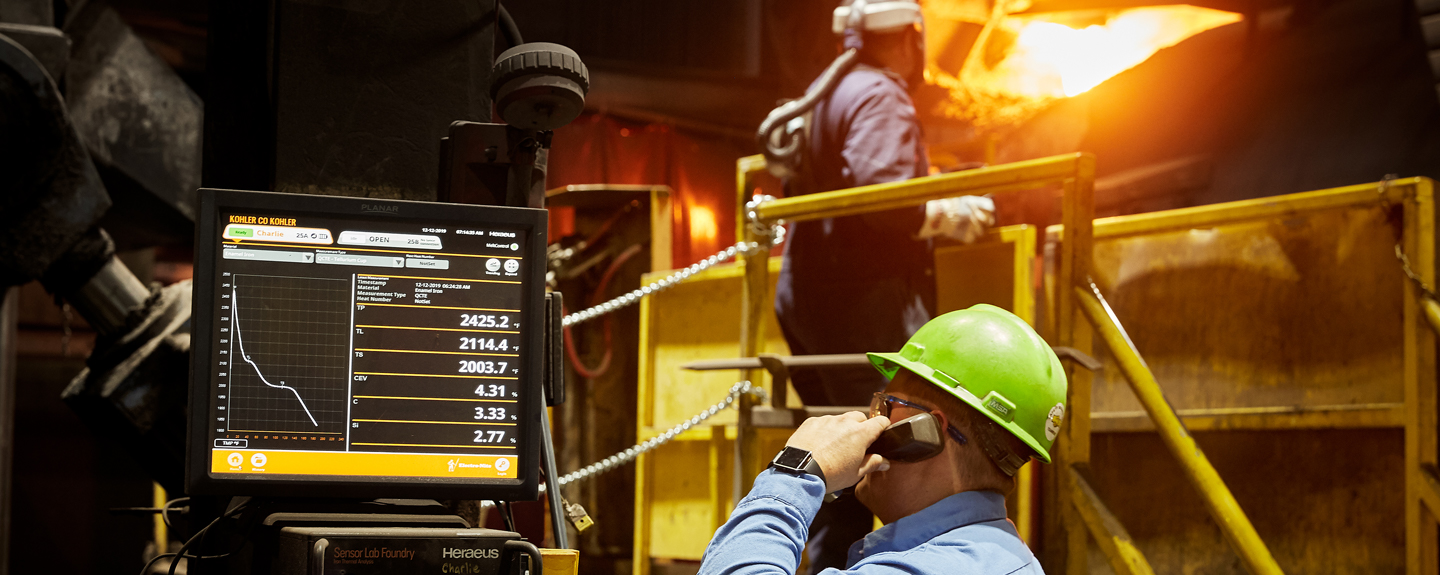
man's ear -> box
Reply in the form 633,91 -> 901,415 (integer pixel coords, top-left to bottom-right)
928,409 -> 952,435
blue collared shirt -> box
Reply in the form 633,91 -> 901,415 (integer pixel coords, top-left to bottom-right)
698,469 -> 1043,575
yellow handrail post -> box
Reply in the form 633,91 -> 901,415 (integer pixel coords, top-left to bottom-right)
1073,283 -> 1284,575
736,217 -> 769,499
736,155 -> 767,246
1404,178 -> 1439,575
1422,297 -> 1440,337
736,156 -> 771,501
1054,162 -> 1096,575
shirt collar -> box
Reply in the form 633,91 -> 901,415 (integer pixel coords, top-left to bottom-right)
848,490 -> 1009,565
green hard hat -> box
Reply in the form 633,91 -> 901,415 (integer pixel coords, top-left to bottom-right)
868,304 -> 1068,463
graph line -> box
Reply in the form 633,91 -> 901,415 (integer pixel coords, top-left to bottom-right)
233,286 -> 320,427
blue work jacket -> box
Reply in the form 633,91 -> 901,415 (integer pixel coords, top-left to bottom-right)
773,67 -> 934,407
698,469 -> 1044,575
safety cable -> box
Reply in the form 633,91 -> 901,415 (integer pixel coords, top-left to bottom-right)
1396,245 -> 1439,301
555,380 -> 766,487
562,198 -> 784,327
483,380 -> 766,514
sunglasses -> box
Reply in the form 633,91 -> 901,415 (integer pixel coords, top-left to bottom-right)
869,392 -> 968,445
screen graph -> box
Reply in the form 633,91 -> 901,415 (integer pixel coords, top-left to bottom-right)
227,274 -> 351,435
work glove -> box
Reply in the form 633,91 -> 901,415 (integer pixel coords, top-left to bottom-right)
918,195 -> 995,244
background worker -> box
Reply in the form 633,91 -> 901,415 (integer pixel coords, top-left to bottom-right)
698,305 -> 1066,575
770,1 -> 994,570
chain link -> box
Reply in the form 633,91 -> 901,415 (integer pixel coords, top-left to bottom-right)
562,197 -> 785,327
489,383 -> 766,510
486,380 -> 766,508
535,196 -> 782,504
555,380 -> 766,487
1396,245 -> 1439,301
1380,174 -> 1440,301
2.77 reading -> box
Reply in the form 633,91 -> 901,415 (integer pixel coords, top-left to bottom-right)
474,430 -> 507,443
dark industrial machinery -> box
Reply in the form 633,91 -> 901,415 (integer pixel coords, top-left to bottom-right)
1,0 -> 589,571
440,42 -> 590,209
0,0 -> 210,497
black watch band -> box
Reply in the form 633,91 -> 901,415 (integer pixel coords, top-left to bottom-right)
769,446 -> 827,485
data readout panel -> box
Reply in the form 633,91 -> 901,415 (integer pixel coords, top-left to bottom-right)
205,209 -> 531,482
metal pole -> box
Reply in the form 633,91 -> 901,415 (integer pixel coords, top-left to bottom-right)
539,405 -> 569,549
735,228 -> 768,500
1074,283 -> 1283,575
1067,464 -> 1155,575
0,287 -> 16,575
750,153 -> 1086,223
1055,162 -> 1096,575
1422,297 -> 1440,336
1404,178 -> 1439,575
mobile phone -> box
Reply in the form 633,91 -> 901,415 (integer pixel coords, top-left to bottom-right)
866,413 -> 945,463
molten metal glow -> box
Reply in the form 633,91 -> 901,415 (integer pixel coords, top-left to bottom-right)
938,5 -> 1241,127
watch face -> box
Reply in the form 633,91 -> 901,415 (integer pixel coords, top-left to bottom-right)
773,447 -> 811,469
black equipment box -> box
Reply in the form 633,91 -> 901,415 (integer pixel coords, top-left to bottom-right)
274,527 -> 537,575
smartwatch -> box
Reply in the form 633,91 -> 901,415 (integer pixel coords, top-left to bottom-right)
770,446 -> 827,484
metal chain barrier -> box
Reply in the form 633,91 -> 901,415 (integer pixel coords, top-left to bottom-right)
562,196 -> 784,327
486,380 -> 766,512
556,380 -> 766,487
1396,245 -> 1439,301
517,198 -> 780,513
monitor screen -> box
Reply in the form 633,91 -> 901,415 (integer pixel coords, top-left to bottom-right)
188,189 -> 546,499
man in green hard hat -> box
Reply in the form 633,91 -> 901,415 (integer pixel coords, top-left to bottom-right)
698,304 -> 1067,574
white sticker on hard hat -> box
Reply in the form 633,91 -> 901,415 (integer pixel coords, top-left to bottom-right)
1045,403 -> 1064,441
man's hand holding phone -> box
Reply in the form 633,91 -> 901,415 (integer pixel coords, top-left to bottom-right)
785,412 -> 892,493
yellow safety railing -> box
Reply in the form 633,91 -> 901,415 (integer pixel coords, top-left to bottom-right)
1390,178 -> 1440,575
1050,177 -> 1435,574
734,152 -> 1293,574
1072,282 -> 1278,575
736,153 -> 1096,496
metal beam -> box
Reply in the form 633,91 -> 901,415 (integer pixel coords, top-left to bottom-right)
1074,282 -> 1284,575
1056,163 -> 1097,575
1423,297 -> 1440,336
1420,464 -> 1440,520
682,354 -> 873,371
749,153 -> 1090,224
1091,403 -> 1405,433
1068,463 -> 1156,575
1404,179 -> 1439,575
0,287 -> 15,575
1054,177 -> 1423,241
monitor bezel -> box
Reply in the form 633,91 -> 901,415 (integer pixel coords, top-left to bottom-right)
187,188 -> 546,500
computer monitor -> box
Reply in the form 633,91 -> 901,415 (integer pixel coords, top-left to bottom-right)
187,189 -> 546,500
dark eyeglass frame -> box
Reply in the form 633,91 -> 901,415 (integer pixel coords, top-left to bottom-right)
869,392 -> 968,445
